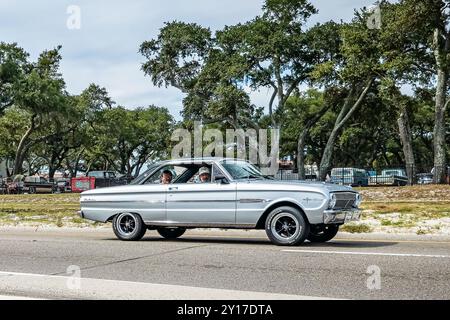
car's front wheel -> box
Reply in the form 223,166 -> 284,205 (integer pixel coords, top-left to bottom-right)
157,227 -> 186,239
112,212 -> 147,241
265,206 -> 309,246
307,224 -> 339,243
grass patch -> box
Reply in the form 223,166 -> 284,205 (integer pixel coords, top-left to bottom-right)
0,193 -> 89,227
361,202 -> 450,218
379,219 -> 417,228
341,223 -> 373,233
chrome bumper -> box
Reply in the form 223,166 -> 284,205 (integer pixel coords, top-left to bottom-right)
323,209 -> 361,224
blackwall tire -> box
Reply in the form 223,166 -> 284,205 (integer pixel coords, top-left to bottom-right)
265,206 -> 309,246
112,212 -> 146,241
307,224 -> 339,243
157,227 -> 186,239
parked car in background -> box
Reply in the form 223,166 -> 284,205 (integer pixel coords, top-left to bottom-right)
78,158 -> 362,246
369,169 -> 408,186
330,168 -> 369,187
24,176 -> 56,194
55,178 -> 72,193
6,175 -> 25,194
416,173 -> 434,185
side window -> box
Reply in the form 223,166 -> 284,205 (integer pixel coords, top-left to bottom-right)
186,165 -> 213,184
212,165 -> 225,182
144,166 -> 187,184
107,172 -> 116,179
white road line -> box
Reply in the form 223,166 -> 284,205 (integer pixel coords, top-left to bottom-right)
282,249 -> 450,258
0,295 -> 44,300
0,270 -> 336,300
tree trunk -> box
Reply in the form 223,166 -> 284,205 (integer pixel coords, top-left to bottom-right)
319,127 -> 340,180
397,106 -> 415,185
432,27 -> 449,184
297,130 -> 308,180
49,166 -> 56,180
65,159 -> 74,178
433,69 -> 448,183
319,79 -> 374,180
13,114 -> 37,175
6,158 -> 11,177
297,105 -> 332,180
73,148 -> 84,177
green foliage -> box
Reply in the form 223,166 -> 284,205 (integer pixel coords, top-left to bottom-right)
84,105 -> 174,176
1,0 -> 450,178
0,42 -> 29,114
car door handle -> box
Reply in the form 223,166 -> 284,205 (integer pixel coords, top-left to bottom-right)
168,187 -> 178,191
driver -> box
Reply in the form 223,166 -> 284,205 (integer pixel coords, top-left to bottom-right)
198,167 -> 211,183
160,170 -> 173,184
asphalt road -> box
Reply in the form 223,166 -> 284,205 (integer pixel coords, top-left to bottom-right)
0,228 -> 449,300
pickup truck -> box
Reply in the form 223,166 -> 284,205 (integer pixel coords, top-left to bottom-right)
369,169 -> 408,186
24,176 -> 57,194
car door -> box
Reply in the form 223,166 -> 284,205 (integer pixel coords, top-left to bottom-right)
166,164 -> 237,225
131,183 -> 167,223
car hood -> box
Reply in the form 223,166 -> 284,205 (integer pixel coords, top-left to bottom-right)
235,179 -> 356,193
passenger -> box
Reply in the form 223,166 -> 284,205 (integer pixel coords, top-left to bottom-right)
198,167 -> 211,183
160,170 -> 173,184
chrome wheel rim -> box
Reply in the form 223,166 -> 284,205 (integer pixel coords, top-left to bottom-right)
270,212 -> 301,242
116,213 -> 137,236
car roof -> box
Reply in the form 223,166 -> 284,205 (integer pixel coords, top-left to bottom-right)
164,157 -> 246,164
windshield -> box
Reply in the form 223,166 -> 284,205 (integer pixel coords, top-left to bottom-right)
129,163 -> 160,185
220,160 -> 266,180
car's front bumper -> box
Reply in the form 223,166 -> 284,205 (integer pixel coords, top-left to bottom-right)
323,209 -> 361,224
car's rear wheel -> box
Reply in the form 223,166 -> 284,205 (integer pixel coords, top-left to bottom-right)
307,224 -> 339,243
29,186 -> 36,194
157,227 -> 186,239
265,206 -> 309,246
112,212 -> 146,241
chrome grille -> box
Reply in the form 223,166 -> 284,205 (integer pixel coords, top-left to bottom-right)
333,192 -> 357,209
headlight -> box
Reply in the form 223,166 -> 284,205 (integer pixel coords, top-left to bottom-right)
354,194 -> 362,208
328,193 -> 337,209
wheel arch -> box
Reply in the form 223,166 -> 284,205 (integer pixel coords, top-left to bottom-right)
255,200 -> 309,229
107,211 -> 143,223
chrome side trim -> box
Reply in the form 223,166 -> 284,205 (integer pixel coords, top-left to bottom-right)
81,200 -> 165,204
239,199 -> 272,203
167,199 -> 236,203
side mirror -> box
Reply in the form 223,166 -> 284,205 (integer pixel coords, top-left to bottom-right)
215,175 -> 229,184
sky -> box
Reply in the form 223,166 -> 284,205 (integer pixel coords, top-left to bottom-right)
0,0 -> 375,120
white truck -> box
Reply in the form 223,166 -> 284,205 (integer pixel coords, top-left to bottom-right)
369,169 -> 408,186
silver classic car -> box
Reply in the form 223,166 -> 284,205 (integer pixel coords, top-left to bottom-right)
78,158 -> 362,246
